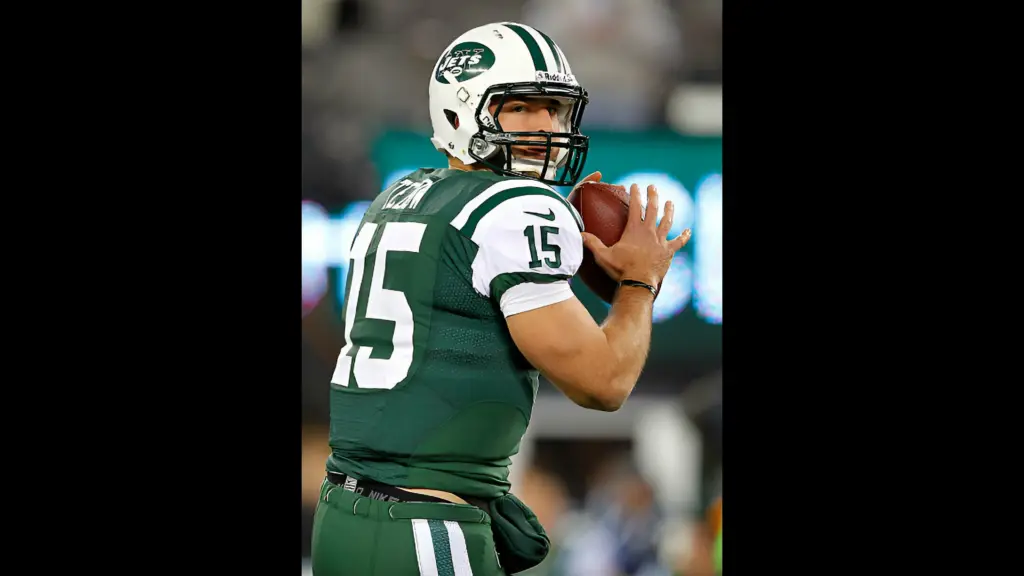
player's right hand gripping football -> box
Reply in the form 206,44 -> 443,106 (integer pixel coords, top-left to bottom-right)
581,184 -> 692,290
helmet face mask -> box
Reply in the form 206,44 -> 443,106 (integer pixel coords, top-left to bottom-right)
469,82 -> 589,187
429,23 -> 591,188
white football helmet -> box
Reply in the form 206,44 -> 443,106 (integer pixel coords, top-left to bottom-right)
428,22 -> 590,187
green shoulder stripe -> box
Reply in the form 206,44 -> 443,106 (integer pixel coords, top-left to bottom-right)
451,179 -> 583,238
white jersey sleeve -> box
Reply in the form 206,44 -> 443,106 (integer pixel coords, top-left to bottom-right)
449,179 -> 585,318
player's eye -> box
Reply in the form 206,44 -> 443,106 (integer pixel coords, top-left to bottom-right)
509,105 -> 528,113
547,106 -> 559,115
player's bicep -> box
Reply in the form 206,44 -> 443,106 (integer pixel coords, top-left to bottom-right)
505,296 -> 616,409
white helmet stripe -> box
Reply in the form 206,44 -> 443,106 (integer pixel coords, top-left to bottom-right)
528,25 -> 567,74
500,22 -> 551,73
553,43 -> 571,75
521,24 -> 562,74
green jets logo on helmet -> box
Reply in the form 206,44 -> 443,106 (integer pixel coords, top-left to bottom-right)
434,42 -> 496,84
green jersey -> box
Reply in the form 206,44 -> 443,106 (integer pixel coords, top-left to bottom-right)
326,168 -> 585,499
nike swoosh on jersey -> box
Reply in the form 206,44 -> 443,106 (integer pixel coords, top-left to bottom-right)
523,208 -> 556,221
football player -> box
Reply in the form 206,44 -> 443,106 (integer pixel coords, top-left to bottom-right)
311,21 -> 691,576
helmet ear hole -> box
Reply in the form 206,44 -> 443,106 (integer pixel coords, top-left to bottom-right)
444,109 -> 459,129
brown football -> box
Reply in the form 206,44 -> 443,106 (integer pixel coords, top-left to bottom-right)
568,181 -> 630,303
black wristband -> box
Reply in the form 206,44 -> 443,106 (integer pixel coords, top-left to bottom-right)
619,279 -> 657,297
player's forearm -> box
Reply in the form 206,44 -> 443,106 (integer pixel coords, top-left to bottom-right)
594,285 -> 654,410
506,285 -> 654,412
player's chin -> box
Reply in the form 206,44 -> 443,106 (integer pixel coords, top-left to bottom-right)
514,164 -> 547,179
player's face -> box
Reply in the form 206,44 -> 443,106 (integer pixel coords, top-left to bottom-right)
488,96 -> 567,164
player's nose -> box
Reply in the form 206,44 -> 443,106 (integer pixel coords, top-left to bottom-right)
527,110 -> 555,136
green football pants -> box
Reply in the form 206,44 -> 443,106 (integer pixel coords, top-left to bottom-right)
311,477 -> 507,576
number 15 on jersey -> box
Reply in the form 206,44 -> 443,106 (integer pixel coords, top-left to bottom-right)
331,221 -> 427,391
